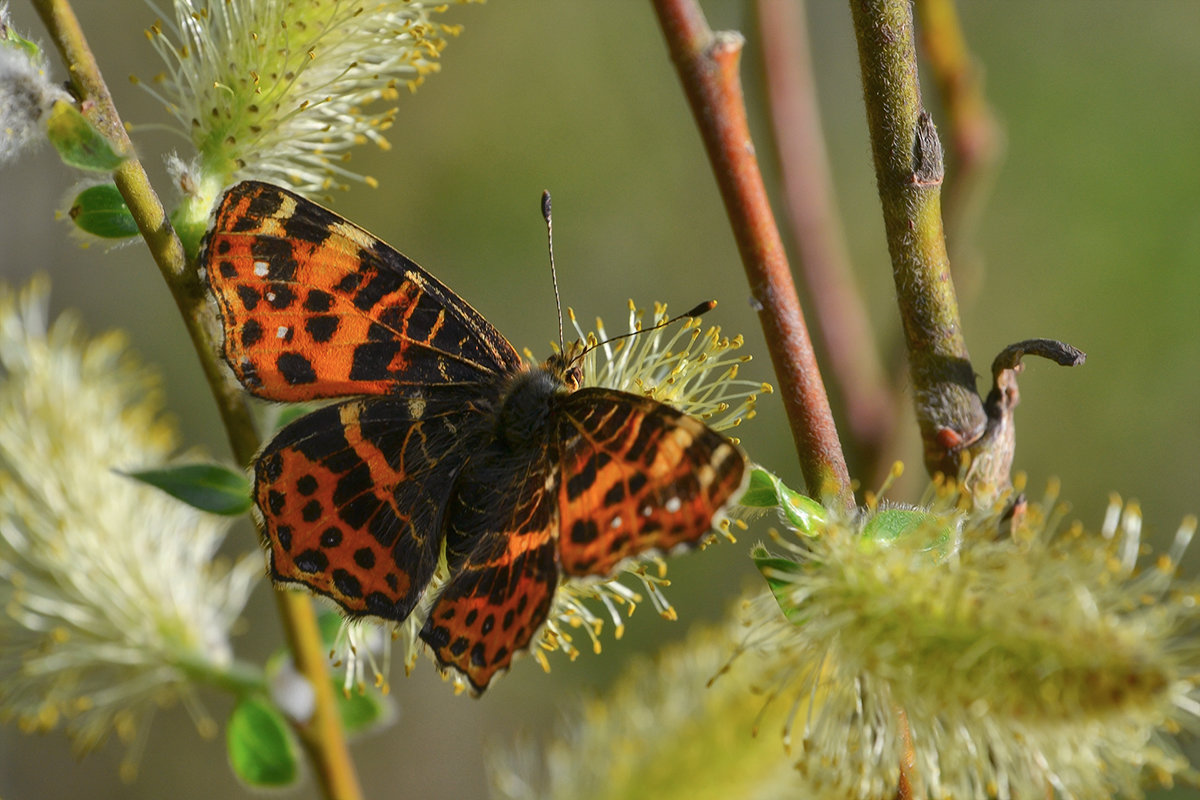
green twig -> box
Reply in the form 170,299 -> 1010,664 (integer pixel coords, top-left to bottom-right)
847,0 -> 987,482
651,0 -> 853,508
29,2 -> 363,797
175,654 -> 268,699
850,0 -> 1084,491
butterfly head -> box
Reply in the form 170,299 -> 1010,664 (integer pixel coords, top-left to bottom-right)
542,340 -> 585,393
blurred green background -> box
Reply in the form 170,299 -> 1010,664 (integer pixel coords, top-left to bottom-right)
1,1 -> 1197,798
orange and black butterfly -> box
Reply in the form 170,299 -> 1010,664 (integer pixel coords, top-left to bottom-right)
201,181 -> 746,692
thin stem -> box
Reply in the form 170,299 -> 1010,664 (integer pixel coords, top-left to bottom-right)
651,0 -> 853,508
755,0 -> 895,476
847,0 -> 987,481
893,705 -> 916,799
30,2 -> 363,797
175,654 -> 268,698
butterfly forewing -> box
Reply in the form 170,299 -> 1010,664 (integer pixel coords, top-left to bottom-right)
553,388 -> 747,577
202,181 -> 522,402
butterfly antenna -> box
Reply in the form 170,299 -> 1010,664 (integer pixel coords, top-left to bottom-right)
577,300 -> 718,362
542,190 -> 566,355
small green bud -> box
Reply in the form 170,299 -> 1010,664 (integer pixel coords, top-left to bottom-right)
69,184 -> 138,239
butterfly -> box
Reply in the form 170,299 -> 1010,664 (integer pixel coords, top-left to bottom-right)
200,180 -> 747,692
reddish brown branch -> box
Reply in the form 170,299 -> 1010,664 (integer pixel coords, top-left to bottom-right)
756,0 -> 895,475
652,0 -> 852,508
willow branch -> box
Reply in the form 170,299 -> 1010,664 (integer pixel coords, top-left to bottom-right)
847,0 -> 987,481
756,0 -> 895,475
30,2 -> 363,797
651,0 -> 852,508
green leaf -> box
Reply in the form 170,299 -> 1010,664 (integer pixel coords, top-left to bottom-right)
226,697 -> 299,788
741,468 -> 826,534
862,508 -> 956,563
739,468 -> 781,507
336,680 -> 390,734
751,544 -> 808,626
1,22 -> 43,61
69,184 -> 139,239
46,100 -> 125,171
121,462 -> 252,516
861,508 -> 933,542
778,486 -> 825,534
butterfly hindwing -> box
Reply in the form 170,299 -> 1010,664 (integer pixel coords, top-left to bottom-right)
256,395 -> 482,621
553,388 -> 747,577
419,442 -> 560,692
202,181 -> 522,402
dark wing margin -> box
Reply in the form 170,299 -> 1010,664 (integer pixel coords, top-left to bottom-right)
553,388 -> 747,577
201,180 -> 523,401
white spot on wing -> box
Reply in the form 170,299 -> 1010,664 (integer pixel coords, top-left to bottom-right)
276,326 -> 290,339
671,428 -> 695,449
253,260 -> 269,277
665,497 -> 682,513
610,516 -> 622,529
266,292 -> 276,302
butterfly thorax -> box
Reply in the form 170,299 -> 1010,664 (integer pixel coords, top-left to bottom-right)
495,352 -> 582,450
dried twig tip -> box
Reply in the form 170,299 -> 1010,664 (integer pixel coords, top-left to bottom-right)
992,338 -> 1087,378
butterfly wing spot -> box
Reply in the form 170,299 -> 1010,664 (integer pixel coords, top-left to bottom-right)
293,548 -> 329,573
569,517 -> 600,545
332,569 -> 363,599
305,314 -> 339,343
276,352 -> 317,385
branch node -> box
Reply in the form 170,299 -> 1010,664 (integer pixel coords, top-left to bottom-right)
911,110 -> 945,187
